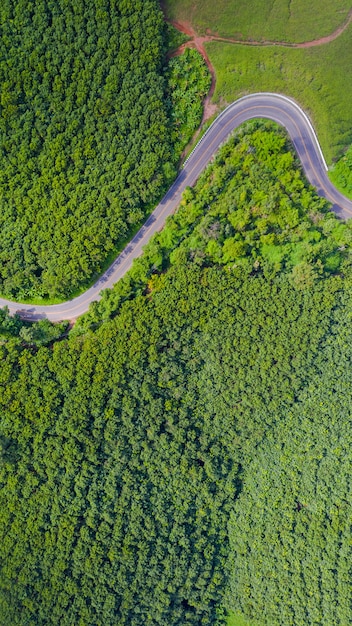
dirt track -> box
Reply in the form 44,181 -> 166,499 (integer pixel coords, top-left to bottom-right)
166,8 -> 352,122
167,8 -> 352,51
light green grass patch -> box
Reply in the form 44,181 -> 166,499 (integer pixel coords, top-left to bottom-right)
206,24 -> 352,165
163,0 -> 351,42
227,610 -> 253,626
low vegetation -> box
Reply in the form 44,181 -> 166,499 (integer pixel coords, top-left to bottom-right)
163,0 -> 350,42
206,25 -> 352,166
226,611 -> 253,626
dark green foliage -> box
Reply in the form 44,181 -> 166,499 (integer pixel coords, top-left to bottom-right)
1,125 -> 352,625
173,122 -> 351,276
226,288 -> 352,625
19,318 -> 68,347
1,261 -> 350,625
164,22 -> 190,53
165,48 -> 211,156
77,121 -> 352,331
330,144 -> 352,198
0,306 -> 67,346
0,0 -> 173,299
0,307 -> 22,338
0,435 -> 18,466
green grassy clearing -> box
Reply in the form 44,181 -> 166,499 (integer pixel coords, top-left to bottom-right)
227,610 -> 253,626
163,0 -> 351,42
206,24 -> 352,168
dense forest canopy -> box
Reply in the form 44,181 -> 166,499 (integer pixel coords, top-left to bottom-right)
1,124 -> 352,625
331,143 -> 352,197
0,0 -> 174,300
164,48 -> 211,156
76,120 -> 352,330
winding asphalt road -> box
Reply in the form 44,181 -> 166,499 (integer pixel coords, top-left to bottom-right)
2,92 -> 352,322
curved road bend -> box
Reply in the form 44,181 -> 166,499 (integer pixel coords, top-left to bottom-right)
2,92 -> 352,322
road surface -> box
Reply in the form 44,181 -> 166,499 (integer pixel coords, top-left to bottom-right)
1,93 -> 352,321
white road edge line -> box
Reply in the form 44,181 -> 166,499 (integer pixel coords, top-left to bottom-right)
184,92 -> 328,171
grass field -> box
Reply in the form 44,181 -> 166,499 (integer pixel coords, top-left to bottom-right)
227,611 -> 253,626
206,24 -> 352,165
163,0 -> 351,42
